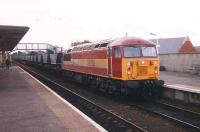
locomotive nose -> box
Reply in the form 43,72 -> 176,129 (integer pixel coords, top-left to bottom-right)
126,59 -> 159,80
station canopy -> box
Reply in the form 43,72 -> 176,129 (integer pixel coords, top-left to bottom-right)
0,25 -> 29,51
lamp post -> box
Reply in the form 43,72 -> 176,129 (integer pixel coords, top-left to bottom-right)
149,33 -> 160,54
149,33 -> 159,45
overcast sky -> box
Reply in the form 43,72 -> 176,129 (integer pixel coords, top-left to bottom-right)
0,0 -> 200,49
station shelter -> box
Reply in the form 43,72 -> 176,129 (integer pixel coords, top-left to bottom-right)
0,25 -> 29,67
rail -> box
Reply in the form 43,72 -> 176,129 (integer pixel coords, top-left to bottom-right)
135,101 -> 200,131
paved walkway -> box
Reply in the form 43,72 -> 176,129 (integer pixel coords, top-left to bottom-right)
160,71 -> 200,93
0,66 -> 102,132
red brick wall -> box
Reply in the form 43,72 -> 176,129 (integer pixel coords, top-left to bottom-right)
179,41 -> 197,53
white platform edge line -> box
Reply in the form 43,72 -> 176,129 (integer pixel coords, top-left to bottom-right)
18,66 -> 107,132
164,84 -> 200,94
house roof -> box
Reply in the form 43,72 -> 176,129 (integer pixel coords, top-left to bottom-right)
0,25 -> 29,51
150,37 -> 186,54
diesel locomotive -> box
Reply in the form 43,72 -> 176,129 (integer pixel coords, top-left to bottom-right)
15,37 -> 164,97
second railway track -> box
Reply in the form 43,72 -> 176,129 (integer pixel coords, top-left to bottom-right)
134,100 -> 200,131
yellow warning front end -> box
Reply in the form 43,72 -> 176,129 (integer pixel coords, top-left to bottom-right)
122,58 -> 160,81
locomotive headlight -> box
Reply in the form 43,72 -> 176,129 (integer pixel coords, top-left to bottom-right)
154,61 -> 157,66
141,60 -> 145,64
154,67 -> 158,74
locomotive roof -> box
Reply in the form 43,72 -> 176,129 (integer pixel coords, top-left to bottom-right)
71,37 -> 155,52
108,37 -> 155,47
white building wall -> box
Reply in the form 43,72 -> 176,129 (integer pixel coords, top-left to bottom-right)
160,54 -> 200,72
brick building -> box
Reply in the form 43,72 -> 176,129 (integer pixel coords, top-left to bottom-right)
150,36 -> 197,54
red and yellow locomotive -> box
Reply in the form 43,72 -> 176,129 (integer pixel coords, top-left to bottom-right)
62,37 -> 163,96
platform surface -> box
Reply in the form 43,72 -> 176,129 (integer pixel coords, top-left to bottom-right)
0,66 -> 102,132
161,71 -> 200,93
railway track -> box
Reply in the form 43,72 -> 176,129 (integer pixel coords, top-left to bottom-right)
157,100 -> 200,117
18,63 -> 147,132
17,63 -> 200,132
134,100 -> 200,131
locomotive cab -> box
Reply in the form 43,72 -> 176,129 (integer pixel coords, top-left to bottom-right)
122,44 -> 159,80
108,42 -> 160,81
108,37 -> 164,96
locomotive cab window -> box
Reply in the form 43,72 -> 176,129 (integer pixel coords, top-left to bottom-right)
124,46 -> 141,57
114,47 -> 121,58
141,46 -> 157,57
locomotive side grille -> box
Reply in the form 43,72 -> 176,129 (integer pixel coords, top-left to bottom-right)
138,66 -> 148,76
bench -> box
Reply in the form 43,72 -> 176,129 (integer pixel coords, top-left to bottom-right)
190,64 -> 200,75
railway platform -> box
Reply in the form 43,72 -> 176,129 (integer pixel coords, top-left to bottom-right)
0,66 -> 104,132
160,71 -> 200,104
161,71 -> 200,93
